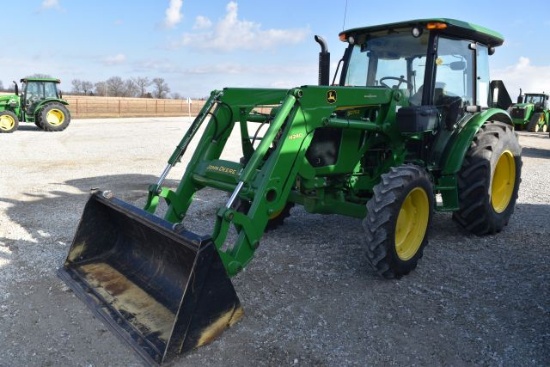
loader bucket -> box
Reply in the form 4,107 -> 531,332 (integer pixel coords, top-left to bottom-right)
58,191 -> 243,366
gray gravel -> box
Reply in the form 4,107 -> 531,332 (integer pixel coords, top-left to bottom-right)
1,117 -> 549,367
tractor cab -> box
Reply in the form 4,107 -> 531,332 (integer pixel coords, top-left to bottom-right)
336,19 -> 512,129
19,78 -> 63,117
523,93 -> 549,111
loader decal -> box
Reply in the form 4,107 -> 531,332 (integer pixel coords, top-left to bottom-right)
206,164 -> 238,176
288,132 -> 304,140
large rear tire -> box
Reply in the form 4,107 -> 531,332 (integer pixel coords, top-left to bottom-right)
363,164 -> 434,279
38,102 -> 71,131
527,113 -> 543,132
0,111 -> 19,133
453,121 -> 522,235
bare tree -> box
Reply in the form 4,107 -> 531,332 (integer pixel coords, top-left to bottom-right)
171,92 -> 182,99
106,76 -> 125,97
94,81 -> 107,96
133,77 -> 151,97
81,81 -> 94,95
124,79 -> 140,97
71,79 -> 83,94
152,77 -> 170,99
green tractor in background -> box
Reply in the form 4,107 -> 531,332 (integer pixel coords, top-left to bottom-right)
0,77 -> 71,133
509,90 -> 549,132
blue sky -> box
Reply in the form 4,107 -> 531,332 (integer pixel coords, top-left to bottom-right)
3,0 -> 549,100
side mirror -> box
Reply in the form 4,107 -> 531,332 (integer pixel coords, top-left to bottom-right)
449,61 -> 466,71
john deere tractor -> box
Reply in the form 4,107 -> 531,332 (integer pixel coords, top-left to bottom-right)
510,90 -> 549,132
0,77 -> 71,133
59,18 -> 522,366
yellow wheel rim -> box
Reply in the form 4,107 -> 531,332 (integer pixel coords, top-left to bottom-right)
534,115 -> 545,132
46,109 -> 65,126
491,150 -> 516,213
395,187 -> 430,261
0,114 -> 15,131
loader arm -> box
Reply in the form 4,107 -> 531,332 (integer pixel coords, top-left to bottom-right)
144,88 -> 310,276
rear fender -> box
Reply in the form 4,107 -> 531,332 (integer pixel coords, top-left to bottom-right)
435,108 -> 512,211
29,98 -> 69,117
440,108 -> 512,175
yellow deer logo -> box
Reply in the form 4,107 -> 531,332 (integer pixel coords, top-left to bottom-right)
327,90 -> 337,104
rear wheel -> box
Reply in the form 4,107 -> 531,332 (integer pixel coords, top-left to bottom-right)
0,111 -> 19,133
527,113 -> 543,132
363,164 -> 434,278
453,121 -> 522,235
38,102 -> 71,131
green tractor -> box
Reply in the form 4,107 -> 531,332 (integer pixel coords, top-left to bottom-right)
59,18 -> 522,366
509,90 -> 549,132
0,77 -> 71,133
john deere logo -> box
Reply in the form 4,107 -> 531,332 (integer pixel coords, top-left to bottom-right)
327,90 -> 337,104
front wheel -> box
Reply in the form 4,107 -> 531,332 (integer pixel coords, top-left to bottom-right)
0,111 -> 19,133
363,164 -> 434,278
453,121 -> 522,235
38,102 -> 71,131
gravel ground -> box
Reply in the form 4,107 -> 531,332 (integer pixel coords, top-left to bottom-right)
0,117 -> 549,367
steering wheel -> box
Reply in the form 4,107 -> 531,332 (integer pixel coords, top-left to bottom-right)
26,94 -> 39,106
379,76 -> 413,89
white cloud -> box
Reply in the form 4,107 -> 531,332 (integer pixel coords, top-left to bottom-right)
103,54 -> 127,65
42,0 -> 59,8
164,0 -> 183,29
193,15 -> 212,30
180,1 -> 309,51
493,57 -> 550,100
40,0 -> 62,11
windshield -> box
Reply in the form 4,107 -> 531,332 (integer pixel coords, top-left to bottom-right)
343,30 -> 478,108
524,95 -> 544,104
343,31 -> 429,95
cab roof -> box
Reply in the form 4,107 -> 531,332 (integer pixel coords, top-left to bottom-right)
340,18 -> 504,48
20,77 -> 61,83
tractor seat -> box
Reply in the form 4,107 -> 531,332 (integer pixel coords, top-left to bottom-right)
409,82 -> 446,106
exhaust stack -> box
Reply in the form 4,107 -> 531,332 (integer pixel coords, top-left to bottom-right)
315,35 -> 330,86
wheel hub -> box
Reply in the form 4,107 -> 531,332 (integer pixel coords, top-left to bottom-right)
491,150 -> 516,213
395,187 -> 429,261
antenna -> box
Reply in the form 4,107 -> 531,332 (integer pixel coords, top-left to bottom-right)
342,0 -> 348,30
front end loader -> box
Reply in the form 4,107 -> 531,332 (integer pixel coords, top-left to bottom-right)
59,18 -> 522,366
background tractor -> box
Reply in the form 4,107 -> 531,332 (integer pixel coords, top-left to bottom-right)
0,77 -> 71,133
59,18 -> 522,366
509,90 -> 549,132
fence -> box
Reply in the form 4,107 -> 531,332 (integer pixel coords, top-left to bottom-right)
63,95 -> 206,118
